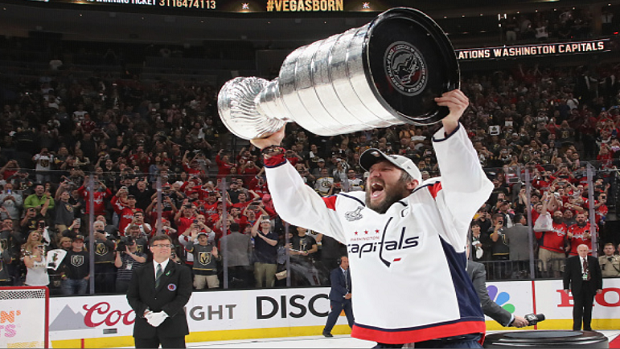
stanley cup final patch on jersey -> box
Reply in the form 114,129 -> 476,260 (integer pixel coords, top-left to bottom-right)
345,206 -> 364,221
71,255 -> 85,267
384,41 -> 428,96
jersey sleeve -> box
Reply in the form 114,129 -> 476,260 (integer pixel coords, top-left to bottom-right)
432,124 -> 494,247
265,157 -> 346,243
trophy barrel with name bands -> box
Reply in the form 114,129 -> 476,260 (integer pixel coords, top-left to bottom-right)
217,7 -> 460,140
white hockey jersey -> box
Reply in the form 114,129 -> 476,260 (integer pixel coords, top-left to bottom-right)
265,125 -> 493,344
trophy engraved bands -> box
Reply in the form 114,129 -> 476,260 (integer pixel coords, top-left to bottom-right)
218,7 -> 460,140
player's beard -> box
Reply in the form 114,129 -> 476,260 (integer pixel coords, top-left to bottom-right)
365,178 -> 411,214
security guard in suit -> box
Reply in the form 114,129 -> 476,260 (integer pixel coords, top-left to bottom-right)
127,235 -> 192,348
323,256 -> 354,337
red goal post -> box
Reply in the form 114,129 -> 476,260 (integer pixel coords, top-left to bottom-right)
0,286 -> 49,348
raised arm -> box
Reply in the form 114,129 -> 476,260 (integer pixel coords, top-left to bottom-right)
431,90 -> 494,246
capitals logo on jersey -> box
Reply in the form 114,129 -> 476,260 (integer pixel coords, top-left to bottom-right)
348,226 -> 420,268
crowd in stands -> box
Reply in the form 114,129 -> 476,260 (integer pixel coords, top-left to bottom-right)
2,23 -> 620,294
500,7 -> 602,43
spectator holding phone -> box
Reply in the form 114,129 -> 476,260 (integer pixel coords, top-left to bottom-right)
21,230 -> 49,287
54,185 -> 74,234
62,218 -> 83,240
77,175 -> 111,217
23,184 -> 54,218
126,211 -> 152,237
0,183 -> 23,223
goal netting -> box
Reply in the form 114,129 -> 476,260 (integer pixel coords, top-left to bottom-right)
0,286 -> 49,348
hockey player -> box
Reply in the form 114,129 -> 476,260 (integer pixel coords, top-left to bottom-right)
252,90 -> 493,347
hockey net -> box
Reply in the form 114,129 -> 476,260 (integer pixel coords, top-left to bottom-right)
0,286 -> 49,348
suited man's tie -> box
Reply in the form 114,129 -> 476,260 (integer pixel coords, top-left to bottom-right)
155,263 -> 163,288
583,258 -> 590,281
344,270 -> 349,292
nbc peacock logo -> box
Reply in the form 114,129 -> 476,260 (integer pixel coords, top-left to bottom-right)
486,285 -> 515,313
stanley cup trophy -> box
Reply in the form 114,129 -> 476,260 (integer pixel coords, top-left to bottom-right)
218,7 -> 460,140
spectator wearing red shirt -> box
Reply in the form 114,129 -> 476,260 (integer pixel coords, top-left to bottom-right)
208,201 -> 225,228
285,149 -> 303,167
567,213 -> 595,256
146,195 -> 177,229
238,158 -> 261,187
180,176 -> 202,197
213,215 -> 232,248
124,211 -> 152,237
160,218 -> 177,236
175,203 -> 197,238
126,145 -> 151,174
260,194 -> 277,219
0,160 -> 20,181
111,193 -> 140,236
215,149 -> 234,179
530,201 -> 543,225
596,144 -> 615,169
593,193 -> 608,225
198,181 -> 218,199
202,193 -> 219,219
536,195 -> 568,278
80,113 -> 97,134
187,190 -> 205,210
248,176 -> 269,198
228,207 -> 248,231
77,176 -> 111,217
232,191 -> 260,212
532,171 -> 556,192
182,151 -> 208,178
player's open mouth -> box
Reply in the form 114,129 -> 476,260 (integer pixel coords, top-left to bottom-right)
371,182 -> 384,199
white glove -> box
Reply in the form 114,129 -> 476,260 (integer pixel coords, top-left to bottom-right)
144,310 -> 155,326
146,311 -> 168,327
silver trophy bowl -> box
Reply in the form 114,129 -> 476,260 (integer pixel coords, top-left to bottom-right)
218,7 -> 460,140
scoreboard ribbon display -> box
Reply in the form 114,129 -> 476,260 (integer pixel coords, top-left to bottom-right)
25,0 -> 382,12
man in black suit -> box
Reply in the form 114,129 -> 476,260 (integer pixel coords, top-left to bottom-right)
563,244 -> 603,331
127,235 -> 192,348
322,256 -> 354,337
467,260 -> 529,328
